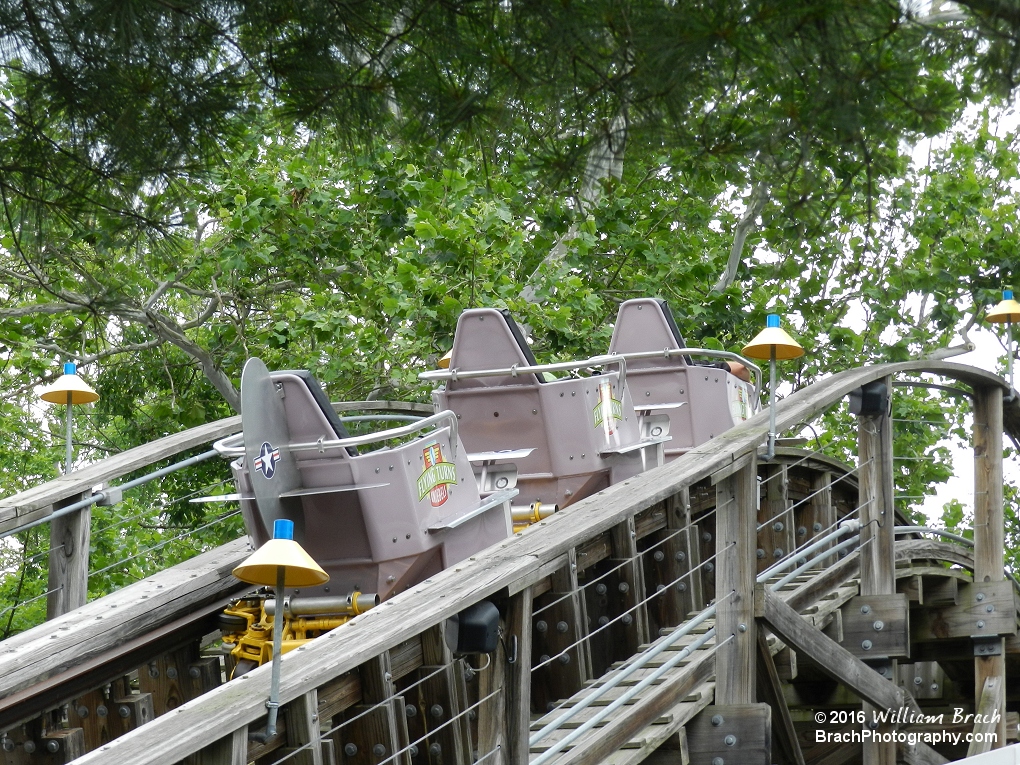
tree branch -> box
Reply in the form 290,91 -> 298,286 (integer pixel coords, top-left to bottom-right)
712,180 -> 770,293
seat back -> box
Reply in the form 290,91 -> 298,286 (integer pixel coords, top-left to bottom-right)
608,298 -> 752,457
437,308 -> 646,507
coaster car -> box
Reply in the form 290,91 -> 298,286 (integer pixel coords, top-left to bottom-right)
214,358 -> 515,671
420,308 -> 671,518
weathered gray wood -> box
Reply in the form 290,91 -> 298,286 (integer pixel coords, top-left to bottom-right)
756,630 -> 804,765
282,691 -> 324,765
966,676 -> 1004,757
757,464 -> 793,574
505,587 -> 533,765
46,494 -> 90,620
611,517 -> 651,650
756,586 -> 911,714
806,471 -> 835,571
714,457 -> 757,705
196,728 -> 248,765
974,386 -> 1007,751
840,594 -> 909,659
688,704 -> 771,765
0,537 -> 250,725
857,376 -> 894,599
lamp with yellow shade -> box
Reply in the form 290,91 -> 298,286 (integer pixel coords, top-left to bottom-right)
742,314 -> 805,459
233,518 -> 328,738
38,362 -> 99,475
986,289 -> 1020,395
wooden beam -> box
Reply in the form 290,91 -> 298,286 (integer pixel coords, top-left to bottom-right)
756,586 -> 912,714
756,630 -> 805,765
857,376 -> 894,599
282,691 -> 324,765
973,385 -> 1007,751
196,728 -> 248,765
966,676 -> 1004,757
46,494 -> 90,619
714,456 -> 757,705
688,704 -> 772,765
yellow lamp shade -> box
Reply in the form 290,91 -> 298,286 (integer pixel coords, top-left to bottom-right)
742,315 -> 805,361
39,363 -> 99,405
438,350 -> 453,369
233,536 -> 329,588
986,290 -> 1020,324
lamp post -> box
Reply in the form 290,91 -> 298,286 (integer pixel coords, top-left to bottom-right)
232,518 -> 328,739
985,289 -> 1020,396
742,314 -> 805,460
38,362 -> 99,475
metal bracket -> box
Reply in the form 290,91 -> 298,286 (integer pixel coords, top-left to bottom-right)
973,635 -> 1003,657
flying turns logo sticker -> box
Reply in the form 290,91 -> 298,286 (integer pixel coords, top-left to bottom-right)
417,441 -> 457,507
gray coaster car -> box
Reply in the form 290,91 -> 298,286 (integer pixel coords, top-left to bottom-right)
422,308 -> 669,513
607,298 -> 760,460
218,358 -> 514,603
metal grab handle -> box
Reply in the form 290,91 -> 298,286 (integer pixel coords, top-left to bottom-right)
607,347 -> 762,403
213,410 -> 461,463
420,353 -> 628,392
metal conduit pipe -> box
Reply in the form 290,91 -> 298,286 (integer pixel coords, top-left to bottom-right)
529,520 -> 862,747
0,448 -> 220,539
768,534 -> 862,591
530,628 -> 720,765
758,519 -> 861,581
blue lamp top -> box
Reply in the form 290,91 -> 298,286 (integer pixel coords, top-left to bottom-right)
273,518 -> 295,540
766,314 -> 780,328
1005,290 -> 1014,300
63,362 -> 77,375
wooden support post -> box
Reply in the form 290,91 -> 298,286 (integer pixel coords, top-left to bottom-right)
610,518 -> 650,652
857,376 -> 894,599
857,377 -> 896,765
713,454 -> 757,705
195,728 -> 248,765
417,626 -> 471,765
505,586 -> 533,765
755,631 -> 804,765
805,471 -> 835,570
550,547 -> 593,680
674,487 -> 704,614
688,704 -> 772,765
973,385 -> 1006,750
46,494 -> 90,620
967,676 -> 1004,757
282,691 -> 324,765
757,464 -> 793,575
138,643 -> 201,716
338,653 -> 407,765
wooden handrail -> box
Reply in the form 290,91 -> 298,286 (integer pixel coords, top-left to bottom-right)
64,360 -> 1019,765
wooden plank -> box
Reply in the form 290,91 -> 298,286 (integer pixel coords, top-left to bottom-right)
688,704 -> 771,765
756,586 -> 911,714
973,385 -> 1007,752
38,728 -> 87,763
0,538 -> 250,730
966,676 -> 1003,757
804,471 -> 834,571
282,691 -> 324,765
504,586 -> 532,765
196,728 -> 248,765
714,457 -> 757,705
610,519 -> 651,652
46,494 -> 91,620
757,464 -> 793,575
840,594 -> 909,659
857,377 -> 894,600
911,581 -> 1016,641
756,630 -> 805,765
549,645 -> 717,765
